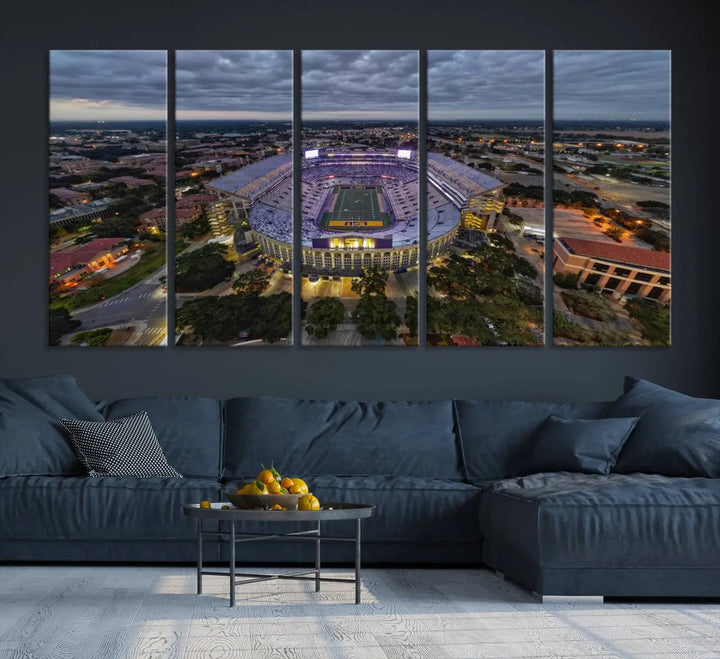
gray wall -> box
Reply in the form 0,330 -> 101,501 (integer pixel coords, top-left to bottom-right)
1,0 -> 718,402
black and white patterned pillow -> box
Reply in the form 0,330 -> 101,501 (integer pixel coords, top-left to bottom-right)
59,411 -> 182,478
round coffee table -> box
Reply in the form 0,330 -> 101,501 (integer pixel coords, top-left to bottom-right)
183,503 -> 375,606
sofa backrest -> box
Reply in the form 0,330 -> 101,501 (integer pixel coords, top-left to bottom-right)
98,396 -> 223,479
0,375 -> 102,477
454,399 -> 611,482
223,397 -> 462,481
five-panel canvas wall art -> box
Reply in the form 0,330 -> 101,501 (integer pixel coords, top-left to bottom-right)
49,50 -> 671,348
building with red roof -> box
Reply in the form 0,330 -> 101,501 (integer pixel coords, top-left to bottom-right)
554,236 -> 670,303
50,187 -> 90,206
108,176 -> 154,188
49,238 -> 129,285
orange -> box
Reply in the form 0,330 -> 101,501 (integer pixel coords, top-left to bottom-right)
280,477 -> 294,490
288,478 -> 309,495
199,500 -> 211,509
271,504 -> 286,510
298,494 -> 320,511
246,480 -> 268,495
267,481 -> 282,494
257,469 -> 275,484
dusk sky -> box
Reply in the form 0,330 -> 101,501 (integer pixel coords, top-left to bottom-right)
176,51 -> 292,120
50,51 -> 166,121
302,50 -> 418,120
555,50 -> 671,121
49,50 -> 671,124
429,51 -> 545,121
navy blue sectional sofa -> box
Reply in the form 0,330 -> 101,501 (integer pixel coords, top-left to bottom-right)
1,374 -> 719,598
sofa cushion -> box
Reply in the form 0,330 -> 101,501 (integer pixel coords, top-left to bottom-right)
454,400 -> 610,482
0,375 -> 102,477
479,472 -> 720,570
99,397 -> 222,479
610,377 -> 720,477
0,476 -> 221,541
223,398 -> 461,480
514,415 -> 639,476
59,412 -> 183,478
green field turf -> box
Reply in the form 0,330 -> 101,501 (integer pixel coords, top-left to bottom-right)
321,186 -> 391,231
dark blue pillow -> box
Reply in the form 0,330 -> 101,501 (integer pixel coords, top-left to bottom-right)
610,377 -> 720,477
513,414 -> 639,476
454,400 -> 612,481
0,375 -> 102,477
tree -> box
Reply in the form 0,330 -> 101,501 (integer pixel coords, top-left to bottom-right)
71,327 -> 113,346
305,297 -> 346,339
91,217 -> 139,239
49,307 -> 80,345
351,266 -> 388,297
252,292 -> 294,343
553,272 -> 579,289
626,298 -> 670,346
604,226 -> 624,242
561,289 -> 617,322
106,195 -> 149,218
427,297 -> 496,344
354,294 -> 400,341
233,269 -> 270,295
404,295 -> 418,337
176,295 -> 250,342
180,212 -> 211,239
175,243 -> 235,292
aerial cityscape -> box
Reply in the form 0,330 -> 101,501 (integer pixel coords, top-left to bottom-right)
174,50 -> 293,347
427,50 -> 546,346
47,50 -> 671,348
49,50 -> 167,347
300,50 -> 419,346
551,50 -> 671,346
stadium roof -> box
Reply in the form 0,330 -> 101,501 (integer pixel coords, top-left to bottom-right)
559,237 -> 670,272
208,153 -> 292,199
428,153 -> 504,194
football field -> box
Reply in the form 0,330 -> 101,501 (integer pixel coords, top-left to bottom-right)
322,186 -> 391,230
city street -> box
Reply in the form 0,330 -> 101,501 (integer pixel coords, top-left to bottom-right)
72,277 -> 167,346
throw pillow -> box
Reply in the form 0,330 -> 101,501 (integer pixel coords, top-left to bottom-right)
609,377 -> 720,477
513,414 -> 640,476
59,411 -> 182,478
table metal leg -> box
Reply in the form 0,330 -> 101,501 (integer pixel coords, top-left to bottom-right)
315,521 -> 321,592
196,518 -> 203,595
229,520 -> 236,607
355,518 -> 361,605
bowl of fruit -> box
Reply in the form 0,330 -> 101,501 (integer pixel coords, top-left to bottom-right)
225,465 -> 320,511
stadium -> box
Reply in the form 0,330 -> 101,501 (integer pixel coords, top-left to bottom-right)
208,149 -> 506,274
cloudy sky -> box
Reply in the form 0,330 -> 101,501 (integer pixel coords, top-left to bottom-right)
50,51 -> 166,121
176,51 -> 292,120
429,51 -> 545,121
555,50 -> 671,121
302,50 -> 418,120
